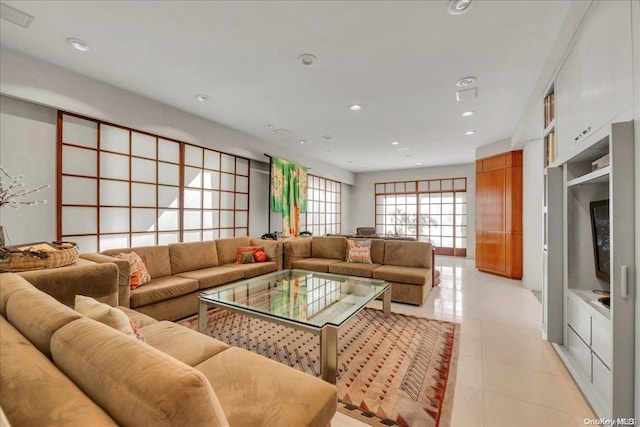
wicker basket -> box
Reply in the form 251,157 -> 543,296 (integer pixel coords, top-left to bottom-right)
0,242 -> 79,272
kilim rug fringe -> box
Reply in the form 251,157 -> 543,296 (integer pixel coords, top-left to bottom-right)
179,308 -> 459,427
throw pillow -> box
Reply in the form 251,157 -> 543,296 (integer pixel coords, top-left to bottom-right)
347,246 -> 373,264
240,250 -> 256,264
115,251 -> 151,289
236,245 -> 263,263
254,250 -> 267,263
74,295 -> 147,343
345,239 -> 373,263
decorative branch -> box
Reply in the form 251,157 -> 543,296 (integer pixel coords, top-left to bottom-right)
0,167 -> 50,209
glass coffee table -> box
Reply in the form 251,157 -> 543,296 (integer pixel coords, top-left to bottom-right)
198,269 -> 391,384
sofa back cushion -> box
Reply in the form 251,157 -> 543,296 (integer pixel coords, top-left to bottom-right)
383,241 -> 433,269
169,241 -> 219,274
0,317 -> 117,427
0,272 -> 34,316
51,318 -> 230,427
102,246 -> 172,279
215,236 -> 251,265
311,236 -> 347,260
5,283 -> 81,359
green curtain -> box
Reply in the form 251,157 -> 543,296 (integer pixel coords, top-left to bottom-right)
271,157 -> 307,236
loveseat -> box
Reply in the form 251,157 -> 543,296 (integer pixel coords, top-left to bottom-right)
80,236 -> 282,321
284,236 -> 434,305
0,273 -> 337,426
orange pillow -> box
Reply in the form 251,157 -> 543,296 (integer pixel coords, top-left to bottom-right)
116,252 -> 151,289
236,246 -> 264,263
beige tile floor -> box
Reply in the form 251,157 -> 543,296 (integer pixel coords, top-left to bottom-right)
332,256 -> 596,427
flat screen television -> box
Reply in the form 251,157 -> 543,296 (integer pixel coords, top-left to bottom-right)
589,199 -> 610,283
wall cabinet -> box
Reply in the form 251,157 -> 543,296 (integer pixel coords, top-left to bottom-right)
475,151 -> 522,279
555,0 -> 633,161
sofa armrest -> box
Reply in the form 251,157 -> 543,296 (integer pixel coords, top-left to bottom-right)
283,239 -> 312,270
17,263 -> 119,308
80,253 -> 131,308
250,239 -> 283,270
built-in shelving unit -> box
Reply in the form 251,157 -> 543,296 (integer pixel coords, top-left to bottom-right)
543,88 -> 556,167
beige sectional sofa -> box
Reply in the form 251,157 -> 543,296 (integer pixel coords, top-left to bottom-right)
284,236 -> 434,305
0,272 -> 337,427
80,236 -> 282,321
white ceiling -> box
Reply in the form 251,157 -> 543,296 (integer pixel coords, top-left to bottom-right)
0,0 -> 571,172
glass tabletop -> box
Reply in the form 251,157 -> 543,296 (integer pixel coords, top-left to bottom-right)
200,269 -> 389,329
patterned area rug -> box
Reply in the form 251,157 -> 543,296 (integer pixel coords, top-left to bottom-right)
179,308 -> 459,427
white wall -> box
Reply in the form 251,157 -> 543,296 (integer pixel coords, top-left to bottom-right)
0,96 -> 57,244
631,0 -> 640,416
522,138 -> 544,291
475,138 -> 512,160
350,163 -> 476,258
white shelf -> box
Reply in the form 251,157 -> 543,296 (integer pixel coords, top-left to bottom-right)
568,288 -> 611,320
543,118 -> 556,136
566,165 -> 610,187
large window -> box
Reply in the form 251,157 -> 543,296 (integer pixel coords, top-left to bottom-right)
375,178 -> 467,256
299,174 -> 341,236
58,112 -> 249,252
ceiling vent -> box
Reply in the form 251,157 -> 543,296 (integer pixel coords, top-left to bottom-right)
0,3 -> 34,28
456,87 -> 477,102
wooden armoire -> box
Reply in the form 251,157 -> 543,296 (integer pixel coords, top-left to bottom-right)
475,150 -> 522,279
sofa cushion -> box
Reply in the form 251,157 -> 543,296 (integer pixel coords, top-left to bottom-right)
215,236 -> 252,265
0,317 -> 117,427
383,241 -> 432,268
174,267 -> 244,290
373,265 -> 431,286
102,245 -> 172,279
291,258 -> 342,273
141,321 -> 229,366
235,245 -> 263,263
51,318 -> 230,427
311,236 -> 347,260
169,241 -> 219,274
75,295 -> 142,341
196,347 -> 336,427
129,276 -> 199,308
5,286 -> 81,359
228,261 -> 278,279
0,272 -> 34,316
329,262 -> 382,278
118,306 -> 159,327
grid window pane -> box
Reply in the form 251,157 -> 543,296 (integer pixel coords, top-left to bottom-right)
303,174 -> 341,235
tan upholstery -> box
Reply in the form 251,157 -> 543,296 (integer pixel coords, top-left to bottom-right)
51,318 -> 230,427
196,347 -> 337,427
0,272 -> 34,316
129,276 -> 199,308
0,317 -> 117,427
225,261 -> 278,279
118,306 -> 158,327
102,245 -> 172,279
310,236 -> 347,260
175,267 -> 244,290
169,240 -> 219,274
373,265 -> 431,286
329,262 -> 382,278
79,252 -> 131,306
141,321 -> 230,366
215,236 -> 252,265
284,238 -> 434,305
383,240 -> 432,268
5,286 -> 81,358
292,258 -> 342,273
135,291 -> 200,322
19,262 -> 119,308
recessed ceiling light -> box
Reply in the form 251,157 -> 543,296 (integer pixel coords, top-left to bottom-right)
349,104 -> 362,111
66,38 -> 91,52
195,94 -> 210,102
299,140 -> 306,144
416,162 -> 423,166
456,76 -> 476,87
264,124 -> 274,129
324,150 -> 331,154
298,54 -> 317,67
461,111 -> 474,117
391,141 -> 400,145
448,0 -> 474,15
465,130 -> 476,135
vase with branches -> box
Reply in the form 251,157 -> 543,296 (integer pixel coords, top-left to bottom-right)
0,167 -> 50,246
